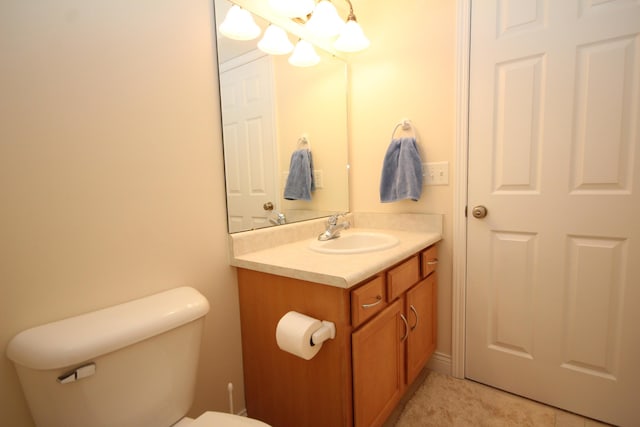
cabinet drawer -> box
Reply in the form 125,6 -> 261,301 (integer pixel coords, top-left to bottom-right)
421,245 -> 438,278
351,275 -> 387,327
387,255 -> 420,301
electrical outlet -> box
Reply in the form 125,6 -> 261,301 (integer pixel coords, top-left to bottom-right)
423,161 -> 449,185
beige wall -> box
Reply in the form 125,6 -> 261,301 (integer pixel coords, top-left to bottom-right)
349,0 -> 456,357
0,0 -> 457,426
0,1 -> 245,425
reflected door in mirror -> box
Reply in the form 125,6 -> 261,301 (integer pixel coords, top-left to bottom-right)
221,56 -> 278,232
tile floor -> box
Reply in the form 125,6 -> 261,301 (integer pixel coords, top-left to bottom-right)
389,370 -> 615,427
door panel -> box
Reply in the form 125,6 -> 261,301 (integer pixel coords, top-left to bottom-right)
487,231 -> 537,359
571,35 -> 638,193
466,1 -> 640,425
563,236 -> 627,380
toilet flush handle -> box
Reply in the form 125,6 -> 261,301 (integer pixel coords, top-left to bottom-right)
57,362 -> 96,384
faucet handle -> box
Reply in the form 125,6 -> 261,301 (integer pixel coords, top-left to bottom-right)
327,212 -> 346,225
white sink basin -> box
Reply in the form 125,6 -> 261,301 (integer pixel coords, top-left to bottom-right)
309,231 -> 399,254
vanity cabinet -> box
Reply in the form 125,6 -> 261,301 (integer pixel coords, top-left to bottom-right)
352,256 -> 437,427
236,244 -> 437,427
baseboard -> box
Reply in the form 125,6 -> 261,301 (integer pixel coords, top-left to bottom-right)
426,351 -> 452,376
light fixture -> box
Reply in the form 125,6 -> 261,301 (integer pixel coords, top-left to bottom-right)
219,5 -> 261,41
288,40 -> 320,67
268,0 -> 315,18
305,1 -> 344,38
258,25 -> 294,55
333,5 -> 370,52
217,0 -> 370,67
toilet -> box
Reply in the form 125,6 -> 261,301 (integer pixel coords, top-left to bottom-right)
6,287 -> 270,427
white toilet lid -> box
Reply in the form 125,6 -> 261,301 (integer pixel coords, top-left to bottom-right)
190,411 -> 271,427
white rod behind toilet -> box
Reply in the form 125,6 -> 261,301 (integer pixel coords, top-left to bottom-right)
227,382 -> 234,414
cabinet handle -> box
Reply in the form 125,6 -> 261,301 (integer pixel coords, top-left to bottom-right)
426,258 -> 438,265
409,305 -> 419,331
400,314 -> 409,342
361,295 -> 382,309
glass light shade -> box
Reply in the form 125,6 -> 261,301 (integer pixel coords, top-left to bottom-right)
334,19 -> 370,52
219,5 -> 261,41
288,40 -> 320,67
268,0 -> 315,18
306,1 -> 344,38
258,25 -> 294,55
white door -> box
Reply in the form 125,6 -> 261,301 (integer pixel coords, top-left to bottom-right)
466,1 -> 640,426
220,54 -> 278,232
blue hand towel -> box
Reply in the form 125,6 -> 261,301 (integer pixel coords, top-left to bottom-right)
379,137 -> 423,202
284,148 -> 315,201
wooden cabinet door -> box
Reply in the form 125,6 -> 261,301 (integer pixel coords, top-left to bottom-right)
352,299 -> 405,427
405,272 -> 437,385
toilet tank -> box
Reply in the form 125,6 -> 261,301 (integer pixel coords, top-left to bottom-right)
6,287 -> 210,427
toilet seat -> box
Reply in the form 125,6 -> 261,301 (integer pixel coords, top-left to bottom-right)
190,411 -> 271,427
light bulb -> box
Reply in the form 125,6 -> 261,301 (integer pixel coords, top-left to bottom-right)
258,25 -> 294,55
288,40 -> 320,67
306,1 -> 344,38
219,5 -> 261,41
334,18 -> 370,52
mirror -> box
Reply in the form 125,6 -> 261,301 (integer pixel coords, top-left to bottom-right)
214,0 -> 349,233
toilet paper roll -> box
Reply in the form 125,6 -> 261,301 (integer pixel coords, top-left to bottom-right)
275,311 -> 323,360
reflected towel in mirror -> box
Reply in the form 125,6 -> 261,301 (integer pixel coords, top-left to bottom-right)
379,137 -> 423,202
284,148 -> 315,201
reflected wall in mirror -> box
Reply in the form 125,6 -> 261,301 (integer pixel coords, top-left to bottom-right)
214,0 -> 349,233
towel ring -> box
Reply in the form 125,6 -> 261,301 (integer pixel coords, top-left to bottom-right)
297,136 -> 310,149
391,119 -> 416,140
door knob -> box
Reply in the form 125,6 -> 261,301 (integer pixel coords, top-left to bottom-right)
263,202 -> 274,211
472,205 -> 488,219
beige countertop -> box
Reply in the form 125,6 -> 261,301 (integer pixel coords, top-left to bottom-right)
228,213 -> 442,288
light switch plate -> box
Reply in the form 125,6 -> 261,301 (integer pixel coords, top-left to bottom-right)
314,170 -> 324,189
423,161 -> 449,185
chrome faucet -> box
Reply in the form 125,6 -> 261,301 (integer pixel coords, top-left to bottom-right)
264,202 -> 286,226
269,212 -> 286,226
318,213 -> 350,241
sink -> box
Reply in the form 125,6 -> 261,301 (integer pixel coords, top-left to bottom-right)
309,231 -> 399,254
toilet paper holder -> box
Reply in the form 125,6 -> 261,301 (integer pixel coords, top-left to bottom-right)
276,311 -> 337,360
310,320 -> 336,346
